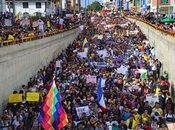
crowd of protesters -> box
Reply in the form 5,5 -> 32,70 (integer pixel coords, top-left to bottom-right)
0,12 -> 174,130
126,12 -> 175,32
0,11 -> 84,47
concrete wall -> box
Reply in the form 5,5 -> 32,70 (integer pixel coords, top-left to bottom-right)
128,18 -> 175,100
0,27 -> 82,113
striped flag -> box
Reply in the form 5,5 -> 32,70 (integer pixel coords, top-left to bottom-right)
97,76 -> 107,113
82,38 -> 89,50
38,80 -> 68,130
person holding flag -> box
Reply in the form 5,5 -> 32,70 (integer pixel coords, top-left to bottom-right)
82,37 -> 89,50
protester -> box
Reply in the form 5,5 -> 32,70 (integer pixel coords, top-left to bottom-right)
2,12 -> 172,130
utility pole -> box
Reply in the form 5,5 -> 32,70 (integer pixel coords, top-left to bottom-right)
85,0 -> 86,17
60,0 -> 62,16
12,0 -> 15,16
136,0 -> 137,13
120,0 -> 121,13
168,0 -> 170,17
156,0 -> 159,29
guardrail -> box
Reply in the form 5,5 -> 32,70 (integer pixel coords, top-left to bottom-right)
125,16 -> 175,37
2,24 -> 82,46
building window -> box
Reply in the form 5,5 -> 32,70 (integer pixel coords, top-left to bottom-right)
161,0 -> 168,3
36,2 -> 41,8
147,0 -> 151,4
23,2 -> 28,8
10,2 -> 13,8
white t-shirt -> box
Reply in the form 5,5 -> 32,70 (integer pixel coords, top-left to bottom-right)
101,78 -> 106,88
38,21 -> 44,30
164,114 -> 175,125
12,120 -> 20,130
106,121 -> 114,128
59,18 -> 64,24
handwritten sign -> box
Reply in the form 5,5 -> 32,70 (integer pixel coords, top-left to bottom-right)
32,21 -> 38,27
26,93 -> 39,101
9,94 -> 22,103
86,75 -> 97,83
56,61 -> 61,67
146,94 -> 159,107
76,106 -> 90,118
22,20 -> 30,25
167,123 -> 175,130
5,19 -> 12,26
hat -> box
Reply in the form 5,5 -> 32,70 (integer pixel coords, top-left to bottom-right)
134,108 -> 138,111
130,114 -> 134,117
69,116 -> 73,119
143,118 -> 147,121
154,119 -> 158,122
39,19 -> 41,21
20,105 -> 24,107
109,116 -> 113,119
97,122 -> 101,125
157,84 -> 160,86
162,81 -> 166,84
113,121 -> 119,126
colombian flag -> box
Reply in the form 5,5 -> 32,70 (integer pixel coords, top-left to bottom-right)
82,38 -> 89,50
92,35 -> 98,40
113,32 -> 117,37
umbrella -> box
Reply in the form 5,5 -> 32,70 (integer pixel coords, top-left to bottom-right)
114,58 -> 123,62
123,35 -> 129,38
106,41 -> 114,44
127,39 -> 134,41
161,18 -> 175,23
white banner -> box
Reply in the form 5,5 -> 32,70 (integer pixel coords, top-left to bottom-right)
90,62 -> 114,68
76,106 -> 90,118
66,14 -> 73,17
97,50 -> 107,58
79,25 -> 84,31
117,65 -> 128,75
77,52 -> 87,58
56,61 -> 61,67
86,75 -> 97,83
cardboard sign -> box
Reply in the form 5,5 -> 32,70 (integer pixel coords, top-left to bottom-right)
86,75 -> 97,83
26,93 -> 39,101
77,52 -> 87,58
76,106 -> 90,118
167,123 -> 175,130
5,19 -> 12,26
123,30 -> 128,36
146,94 -> 159,107
22,20 -> 30,25
98,35 -> 103,40
9,94 -> 22,103
97,50 -> 107,58
32,21 -> 38,27
56,61 -> 61,67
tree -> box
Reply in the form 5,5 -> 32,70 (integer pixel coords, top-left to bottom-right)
88,1 -> 103,11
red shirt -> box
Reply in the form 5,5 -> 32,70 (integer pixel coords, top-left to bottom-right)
144,126 -> 151,130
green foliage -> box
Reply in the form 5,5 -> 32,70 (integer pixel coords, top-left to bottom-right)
88,1 -> 103,11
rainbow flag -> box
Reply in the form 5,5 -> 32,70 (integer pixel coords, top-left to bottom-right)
82,37 -> 89,50
92,35 -> 98,40
38,80 -> 68,130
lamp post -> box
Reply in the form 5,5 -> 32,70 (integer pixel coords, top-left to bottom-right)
85,0 -> 86,17
156,0 -> 159,29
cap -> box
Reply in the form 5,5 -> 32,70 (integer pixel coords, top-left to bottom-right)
154,119 -> 158,122
157,84 -> 160,86
109,116 -> 113,119
97,122 -> 101,125
113,121 -> 119,126
143,118 -> 147,121
162,81 -> 166,84
134,108 -> 138,111
69,116 -> 73,119
130,114 -> 134,117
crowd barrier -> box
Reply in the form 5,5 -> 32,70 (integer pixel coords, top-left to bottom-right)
125,16 -> 175,37
2,25 -> 81,46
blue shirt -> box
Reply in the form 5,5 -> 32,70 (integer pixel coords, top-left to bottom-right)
122,112 -> 131,121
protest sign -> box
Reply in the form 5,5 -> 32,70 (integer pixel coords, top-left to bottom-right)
84,48 -> 88,52
56,61 -> 61,67
97,50 -> 107,58
76,106 -> 90,118
26,92 -> 39,101
132,69 -> 147,79
86,75 -> 97,83
79,25 -> 84,31
129,30 -> 138,35
123,30 -> 128,36
98,35 -> 103,40
91,17 -> 94,23
5,19 -> 12,26
77,52 -> 87,58
90,62 -> 114,68
32,21 -> 38,27
117,65 -> 128,75
167,123 -> 175,130
66,14 -> 73,17
146,94 -> 159,107
9,94 -> 22,103
22,20 -> 30,25
47,21 -> 50,27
